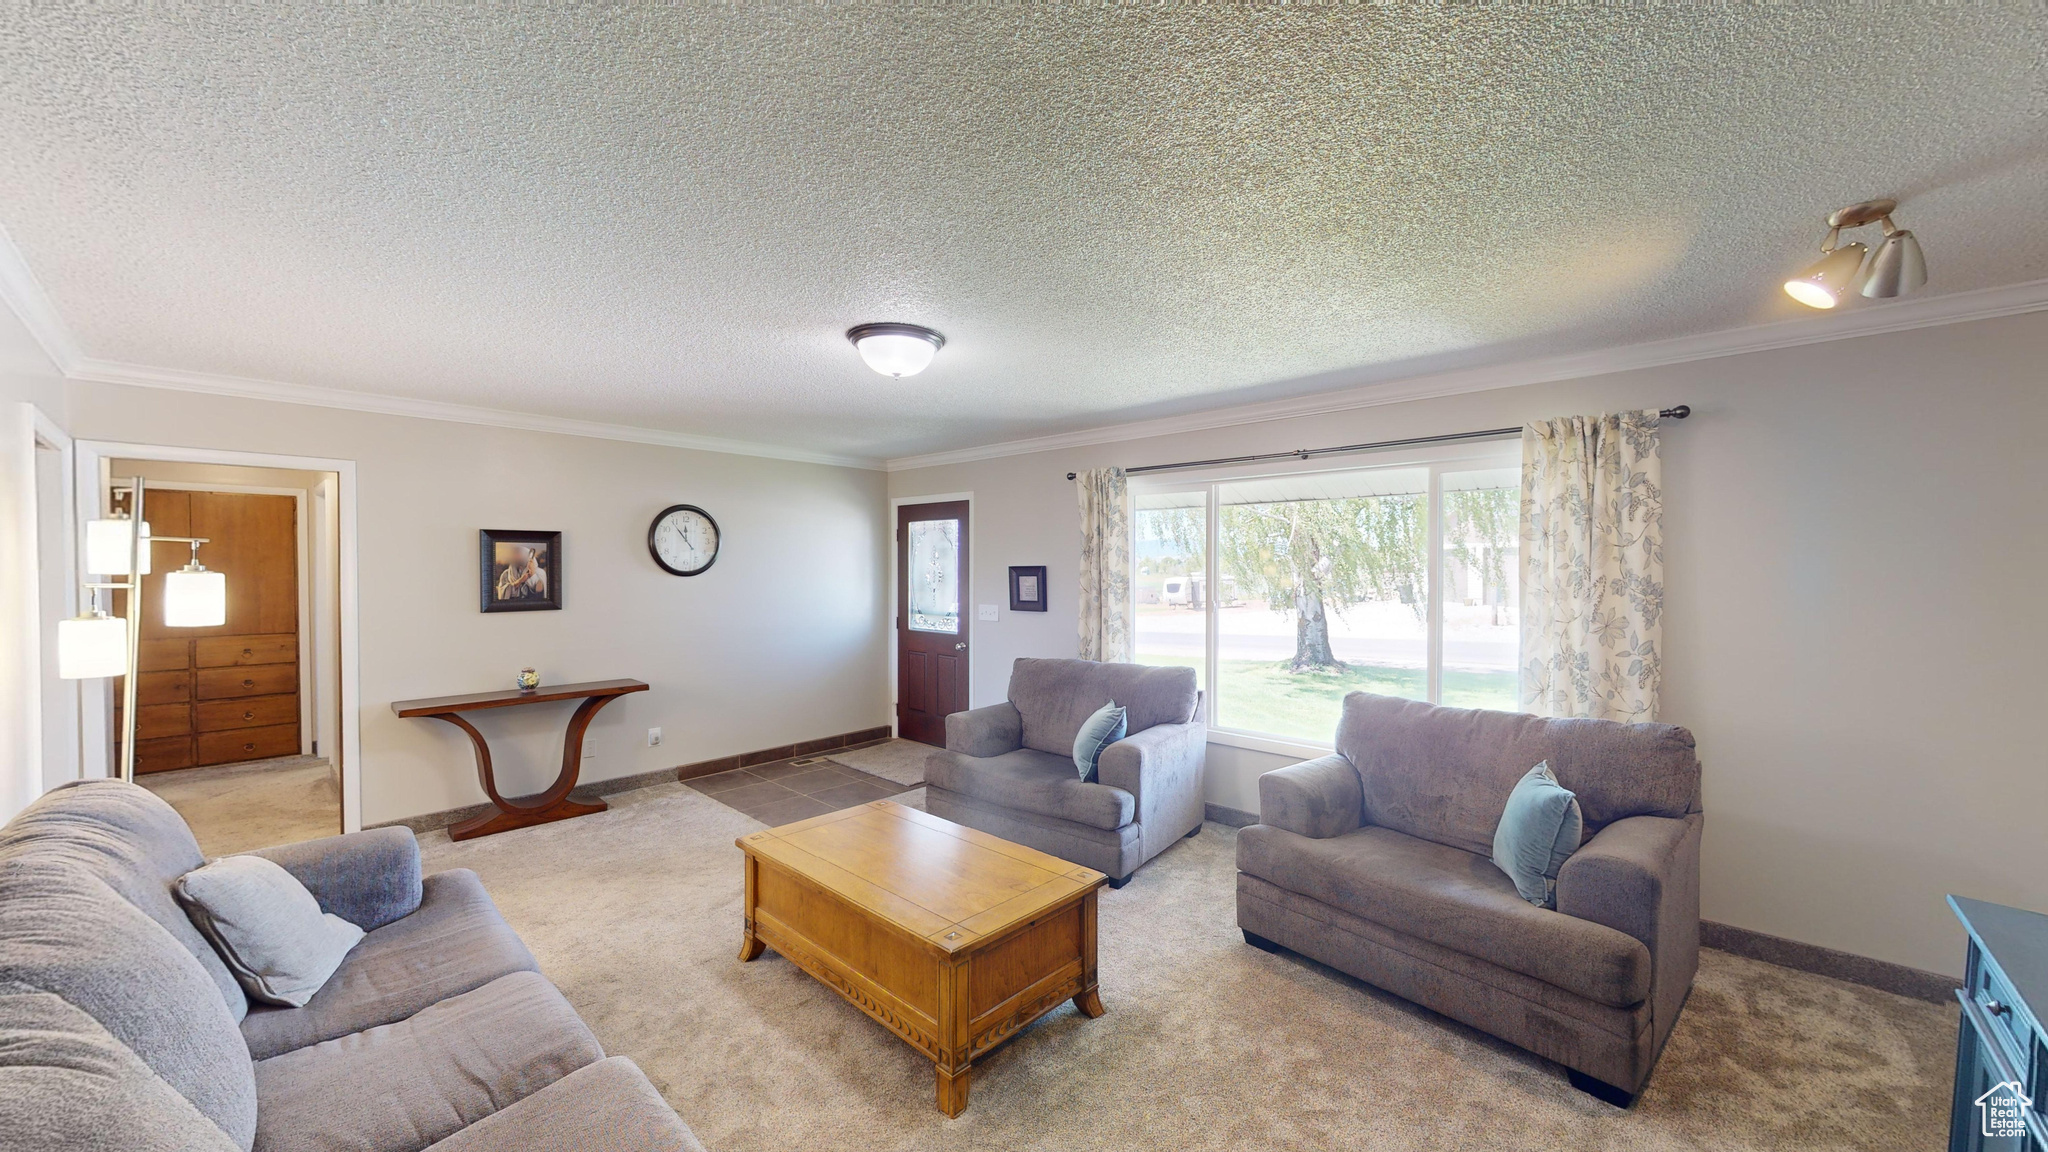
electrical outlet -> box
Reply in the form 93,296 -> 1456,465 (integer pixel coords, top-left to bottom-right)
647,727 -> 663,747
978,604 -> 999,622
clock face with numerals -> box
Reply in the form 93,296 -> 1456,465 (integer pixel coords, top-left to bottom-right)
648,505 -> 719,576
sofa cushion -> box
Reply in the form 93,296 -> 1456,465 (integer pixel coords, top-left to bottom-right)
0,781 -> 249,1020
1009,658 -> 1197,757
1071,701 -> 1127,782
926,747 -> 1136,831
1236,823 -> 1651,1008
1490,762 -> 1582,908
0,856 -> 258,1150
421,1057 -> 704,1152
1336,693 -> 1699,857
0,979 -> 241,1152
252,971 -> 601,1152
176,855 -> 366,1008
241,869 -> 538,1061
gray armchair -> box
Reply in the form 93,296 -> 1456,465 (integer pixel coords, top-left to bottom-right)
925,658 -> 1206,886
1236,693 -> 1702,1106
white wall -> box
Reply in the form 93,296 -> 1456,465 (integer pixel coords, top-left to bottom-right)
68,381 -> 891,826
888,308 -> 2048,977
0,304 -> 66,820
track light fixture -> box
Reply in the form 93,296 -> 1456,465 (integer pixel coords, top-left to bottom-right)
1784,198 -> 1927,309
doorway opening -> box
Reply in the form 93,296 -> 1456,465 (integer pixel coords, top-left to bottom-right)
895,498 -> 970,748
74,442 -> 362,852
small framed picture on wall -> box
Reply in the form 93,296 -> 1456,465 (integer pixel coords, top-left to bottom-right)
480,529 -> 563,612
1009,565 -> 1047,612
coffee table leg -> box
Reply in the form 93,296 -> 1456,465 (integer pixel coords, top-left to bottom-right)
739,854 -> 766,961
936,1065 -> 969,1117
1073,987 -> 1105,1018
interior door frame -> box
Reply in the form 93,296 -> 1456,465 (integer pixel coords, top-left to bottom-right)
74,440 -> 364,833
887,491 -> 973,735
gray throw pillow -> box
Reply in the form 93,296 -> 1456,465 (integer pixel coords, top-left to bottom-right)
174,855 -> 364,1008
1490,761 -> 1583,908
1072,701 -> 1128,782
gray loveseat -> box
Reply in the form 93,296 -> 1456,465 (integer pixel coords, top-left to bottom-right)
926,657 -> 1206,885
0,780 -> 702,1152
1236,693 -> 1702,1105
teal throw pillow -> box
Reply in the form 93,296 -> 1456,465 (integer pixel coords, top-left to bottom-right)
1072,701 -> 1127,783
1490,761 -> 1583,909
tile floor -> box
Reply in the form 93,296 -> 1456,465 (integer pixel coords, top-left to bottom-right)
685,750 -> 915,825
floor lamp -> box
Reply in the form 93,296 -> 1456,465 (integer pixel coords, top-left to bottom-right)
56,476 -> 227,782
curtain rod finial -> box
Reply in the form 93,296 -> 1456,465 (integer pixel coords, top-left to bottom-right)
1661,404 -> 1691,420
1066,472 -> 1077,480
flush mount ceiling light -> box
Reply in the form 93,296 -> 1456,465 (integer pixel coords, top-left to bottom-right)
847,322 -> 945,378
1783,198 -> 1928,309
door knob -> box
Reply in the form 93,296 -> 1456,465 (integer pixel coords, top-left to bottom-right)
954,642 -> 967,650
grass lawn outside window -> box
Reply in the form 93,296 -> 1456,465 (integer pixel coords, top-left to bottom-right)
1137,653 -> 1517,745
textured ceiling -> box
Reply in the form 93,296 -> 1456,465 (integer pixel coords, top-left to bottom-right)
1,7 -> 2044,461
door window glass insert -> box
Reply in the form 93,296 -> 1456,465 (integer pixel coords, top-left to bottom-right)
907,519 -> 960,633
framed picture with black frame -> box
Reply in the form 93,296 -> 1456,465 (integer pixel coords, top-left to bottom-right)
1009,565 -> 1047,612
480,529 -> 562,612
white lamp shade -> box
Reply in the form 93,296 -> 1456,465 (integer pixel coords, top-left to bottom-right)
1859,230 -> 1926,298
86,518 -> 150,576
1782,242 -> 1869,309
58,614 -> 129,679
854,331 -> 940,377
163,568 -> 227,627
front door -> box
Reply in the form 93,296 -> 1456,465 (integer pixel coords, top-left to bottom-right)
897,500 -> 969,747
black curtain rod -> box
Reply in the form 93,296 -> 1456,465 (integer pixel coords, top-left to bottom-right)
1066,405 -> 1690,481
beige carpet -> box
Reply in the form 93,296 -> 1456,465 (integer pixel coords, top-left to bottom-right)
822,738 -> 932,787
419,781 -> 1954,1151
138,756 -> 340,856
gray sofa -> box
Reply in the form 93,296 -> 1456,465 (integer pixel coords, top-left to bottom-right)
1236,693 -> 1702,1106
0,780 -> 703,1152
926,657 -> 1206,885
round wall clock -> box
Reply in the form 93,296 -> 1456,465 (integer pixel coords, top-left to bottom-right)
648,505 -> 720,576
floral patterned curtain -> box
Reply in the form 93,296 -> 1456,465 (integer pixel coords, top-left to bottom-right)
1076,467 -> 1132,663
1520,411 -> 1664,721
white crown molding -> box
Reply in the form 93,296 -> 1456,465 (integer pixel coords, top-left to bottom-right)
883,276 -> 2048,472
62,358 -> 881,469
0,223 -> 83,374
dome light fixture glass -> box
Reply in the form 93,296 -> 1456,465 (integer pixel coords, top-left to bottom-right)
1784,198 -> 1927,309
847,322 -> 945,378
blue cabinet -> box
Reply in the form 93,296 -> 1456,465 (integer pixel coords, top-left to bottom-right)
1950,897 -> 2048,1152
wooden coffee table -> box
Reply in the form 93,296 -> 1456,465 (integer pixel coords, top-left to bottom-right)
737,800 -> 1106,1115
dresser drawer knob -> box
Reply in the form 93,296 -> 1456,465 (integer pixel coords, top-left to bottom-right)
242,679 -> 255,688
242,648 -> 253,657
243,743 -> 255,752
243,711 -> 255,721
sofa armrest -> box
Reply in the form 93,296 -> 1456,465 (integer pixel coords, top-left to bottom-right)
1257,754 -> 1362,840
1097,720 -> 1205,803
248,827 -> 423,931
1556,814 -> 1701,961
945,702 -> 1023,758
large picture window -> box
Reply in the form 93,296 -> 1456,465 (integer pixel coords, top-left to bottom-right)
1133,446 -> 1520,747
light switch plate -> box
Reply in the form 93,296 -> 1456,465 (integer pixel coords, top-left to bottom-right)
978,604 -> 999,622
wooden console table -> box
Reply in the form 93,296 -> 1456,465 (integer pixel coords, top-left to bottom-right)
392,678 -> 648,841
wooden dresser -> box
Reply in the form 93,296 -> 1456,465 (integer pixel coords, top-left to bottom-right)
132,634 -> 301,772
116,487 -> 303,774
1949,895 -> 2047,1151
